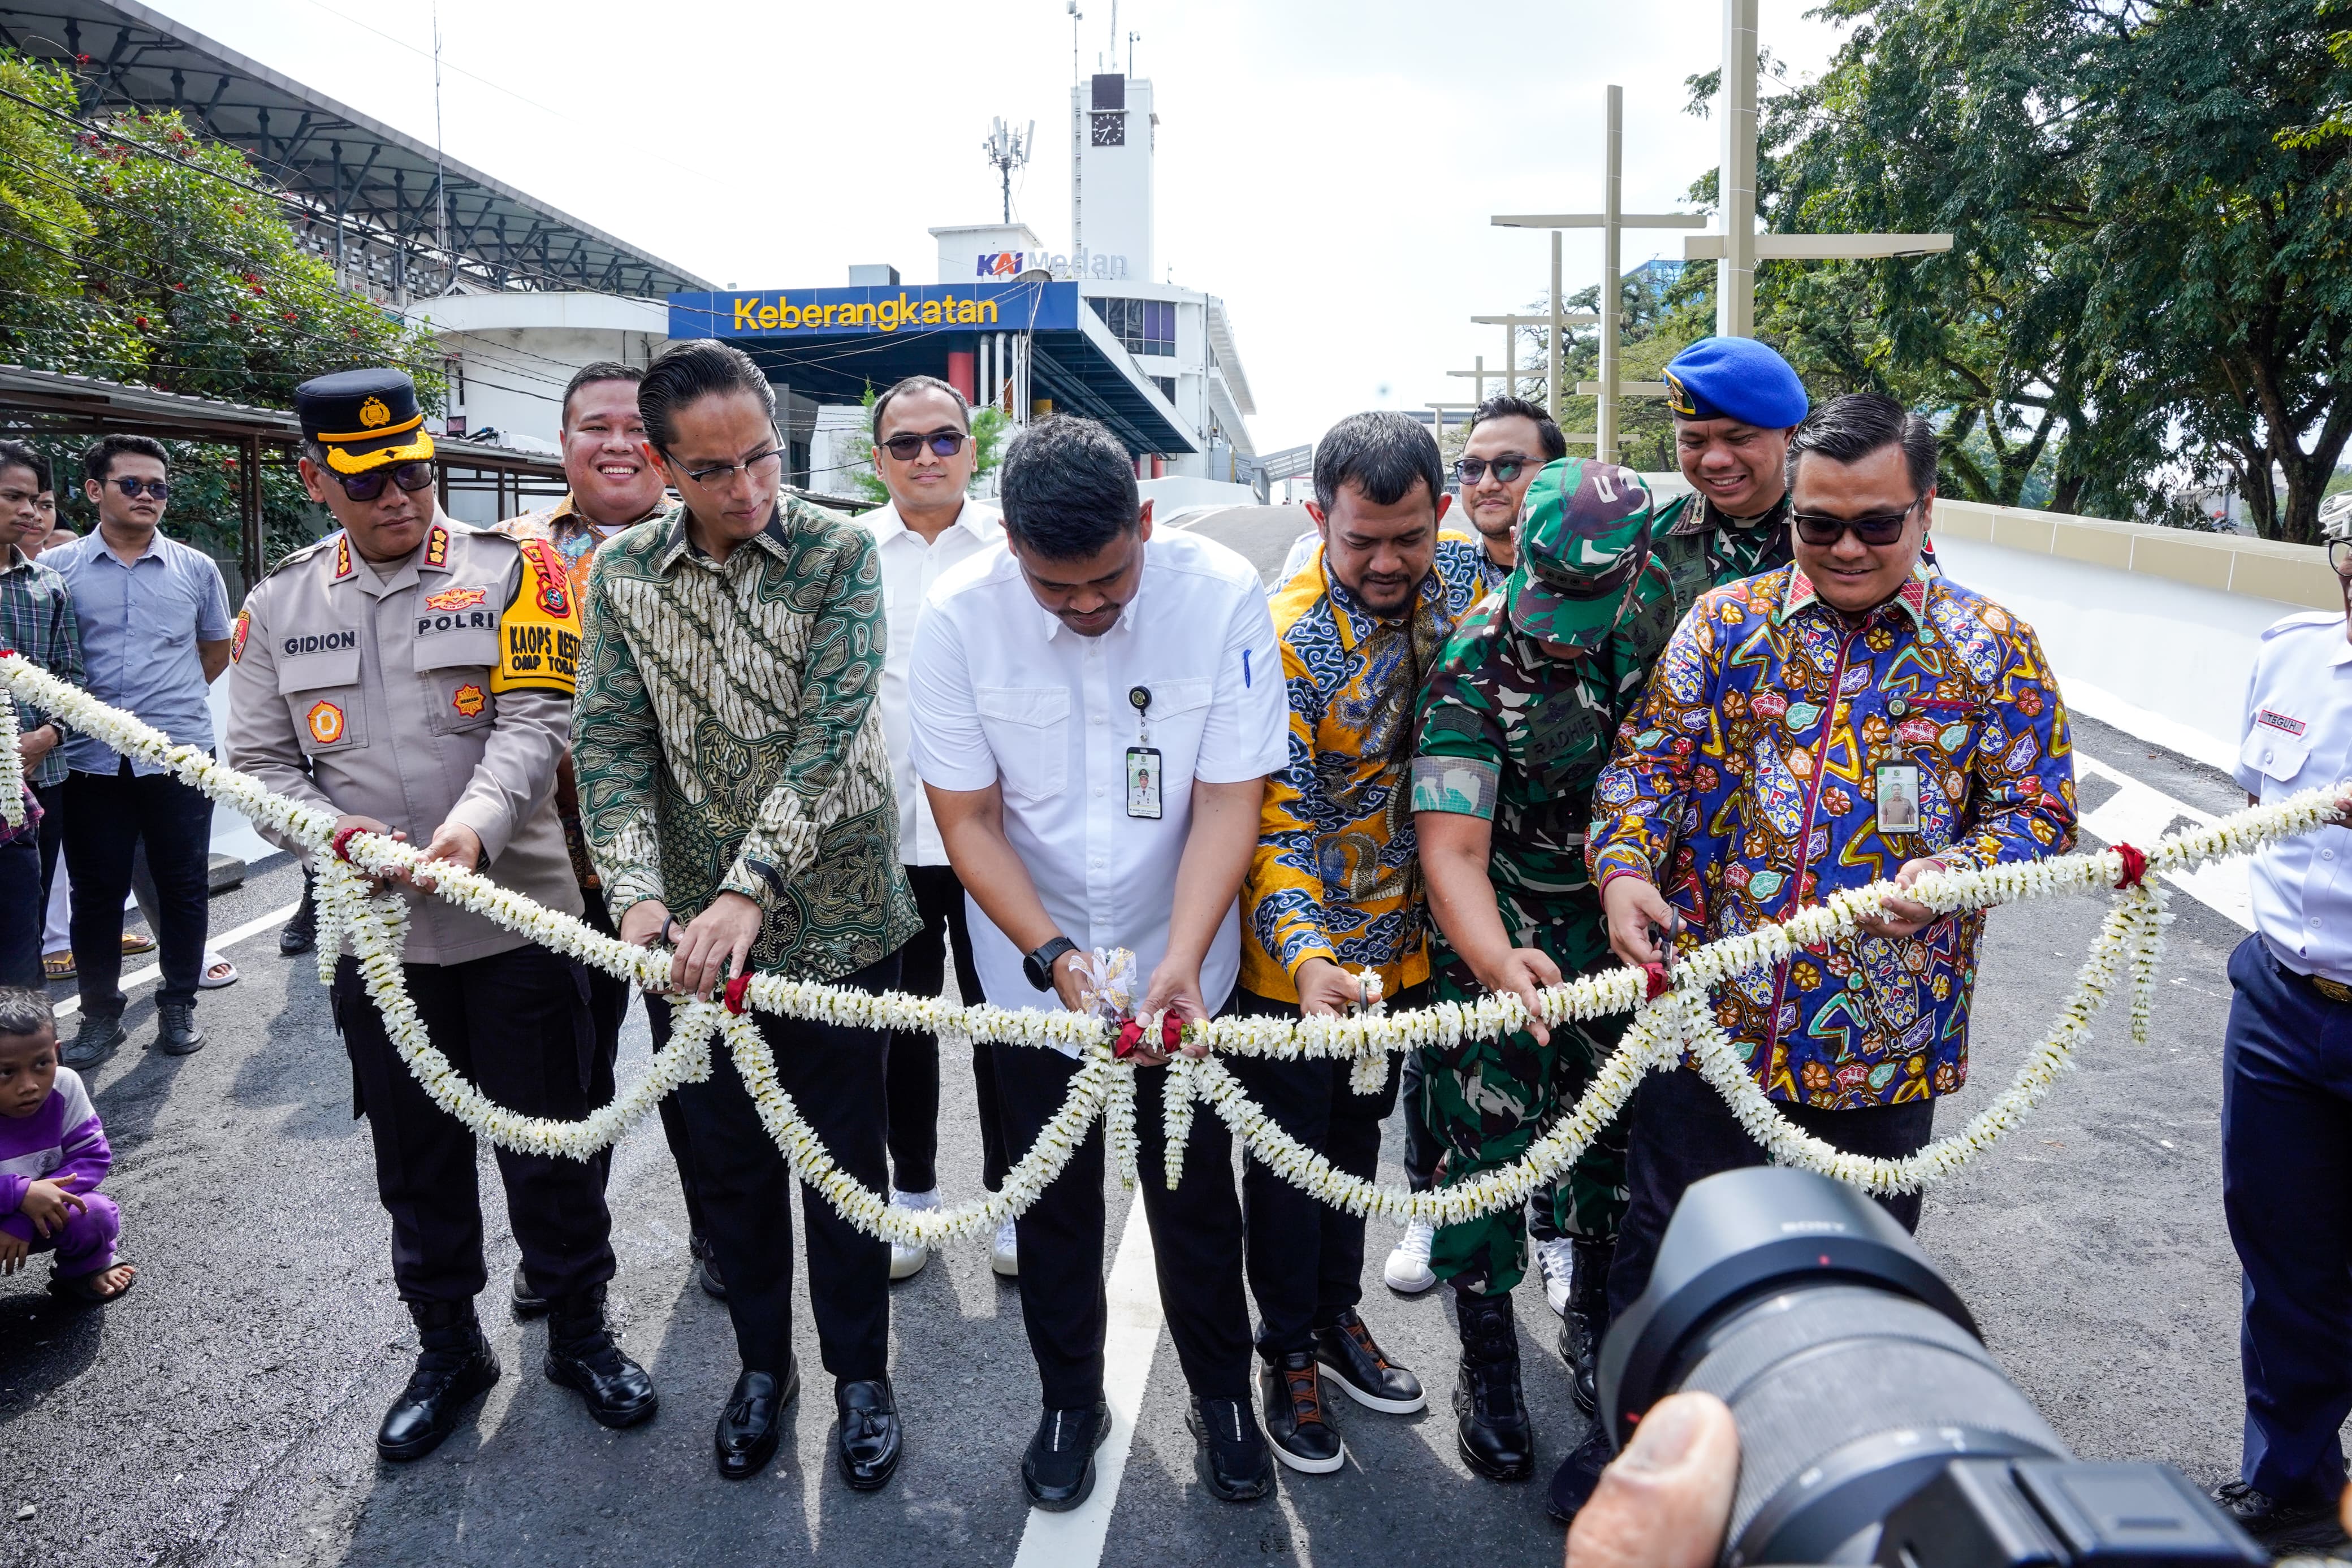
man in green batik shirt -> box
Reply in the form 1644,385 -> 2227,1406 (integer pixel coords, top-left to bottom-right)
571,340 -> 919,1492
1407,457 -> 1674,1492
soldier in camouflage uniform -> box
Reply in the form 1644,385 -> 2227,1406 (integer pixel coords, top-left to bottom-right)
1648,335 -> 1813,620
1407,457 -> 1675,1485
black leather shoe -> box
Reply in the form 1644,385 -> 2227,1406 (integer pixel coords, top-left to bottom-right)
544,1286 -> 657,1430
1555,1238 -> 1614,1418
511,1262 -> 547,1319
715,1362 -> 798,1480
154,1000 -> 204,1056
835,1377 -> 902,1491
279,878 -> 318,955
1547,1426 -> 1615,1523
1187,1396 -> 1274,1503
1313,1308 -> 1426,1414
1454,1288 -> 1534,1482
1260,1352 -> 1345,1474
62,1011 -> 124,1069
377,1300 -> 500,1462
1023,1402 -> 1110,1511
2210,1480 -> 2349,1552
693,1234 -> 727,1300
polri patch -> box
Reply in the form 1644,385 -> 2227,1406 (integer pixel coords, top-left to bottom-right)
306,700 -> 345,745
451,683 -> 485,718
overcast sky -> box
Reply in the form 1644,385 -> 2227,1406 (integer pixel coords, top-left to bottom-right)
148,0 -> 1848,454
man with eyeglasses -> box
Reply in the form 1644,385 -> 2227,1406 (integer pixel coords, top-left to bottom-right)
573,340 -> 917,1491
492,361 -> 718,1314
1575,393 -> 2077,1519
853,374 -> 1014,1283
2205,490 -> 2352,1554
228,368 -> 658,1463
44,435 -> 232,1065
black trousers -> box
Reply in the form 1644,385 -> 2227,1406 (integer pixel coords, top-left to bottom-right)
888,864 -> 1006,1192
0,831 -> 38,988
32,779 -> 63,906
641,992 -> 710,1243
679,950 -> 898,1381
332,943 -> 616,1305
1231,985 -> 1417,1359
578,888 -> 708,1243
993,1015 -> 1253,1407
1609,1063 -> 1936,1320
63,762 -> 213,1010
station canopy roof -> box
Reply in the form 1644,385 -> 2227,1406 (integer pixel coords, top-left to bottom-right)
669,281 -> 1196,458
0,0 -> 710,297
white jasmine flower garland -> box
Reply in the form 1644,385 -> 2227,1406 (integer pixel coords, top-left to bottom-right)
0,685 -> 21,826
8,652 -> 2345,1244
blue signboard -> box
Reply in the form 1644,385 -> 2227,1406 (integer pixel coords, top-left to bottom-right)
669,281 -> 1076,341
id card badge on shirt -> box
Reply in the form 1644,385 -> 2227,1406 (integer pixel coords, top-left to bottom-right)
1875,764 -> 1921,833
1126,747 -> 1163,820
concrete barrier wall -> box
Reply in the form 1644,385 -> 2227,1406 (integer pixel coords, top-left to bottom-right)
1930,501 -> 2340,774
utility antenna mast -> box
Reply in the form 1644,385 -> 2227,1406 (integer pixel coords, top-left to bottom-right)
982,118 -> 1034,226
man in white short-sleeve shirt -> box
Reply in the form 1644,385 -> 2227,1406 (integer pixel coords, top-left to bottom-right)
910,415 -> 1285,1512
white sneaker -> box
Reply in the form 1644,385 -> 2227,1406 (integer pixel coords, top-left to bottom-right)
889,1188 -> 939,1281
990,1212 -> 1019,1277
1383,1218 -> 1436,1294
1534,1236 -> 1576,1317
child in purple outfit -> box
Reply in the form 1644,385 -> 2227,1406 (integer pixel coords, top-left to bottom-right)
0,988 -> 133,1303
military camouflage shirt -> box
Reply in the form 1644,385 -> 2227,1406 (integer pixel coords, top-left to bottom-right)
1408,558 -> 1678,973
571,497 -> 919,981
1650,489 -> 1795,622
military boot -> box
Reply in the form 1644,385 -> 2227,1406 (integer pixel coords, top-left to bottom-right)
279,872 -> 318,956
1556,1238 -> 1614,1417
1452,1287 -> 1534,1481
544,1283 -> 658,1430
377,1299 -> 500,1461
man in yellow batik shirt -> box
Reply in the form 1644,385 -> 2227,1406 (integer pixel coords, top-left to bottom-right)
1233,412 -> 1489,1476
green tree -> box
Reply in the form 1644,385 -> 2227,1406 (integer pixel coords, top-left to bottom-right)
1689,1 -> 2352,540
0,51 -> 441,409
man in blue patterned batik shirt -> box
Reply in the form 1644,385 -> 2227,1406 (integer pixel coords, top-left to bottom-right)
1576,393 -> 2077,1517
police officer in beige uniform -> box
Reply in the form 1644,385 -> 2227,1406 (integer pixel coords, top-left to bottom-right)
227,369 -> 656,1463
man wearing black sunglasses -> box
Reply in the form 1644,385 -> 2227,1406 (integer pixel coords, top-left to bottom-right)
856,374 -> 1013,1284
228,367 -> 657,1463
1579,393 -> 2076,1518
1452,395 -> 1567,591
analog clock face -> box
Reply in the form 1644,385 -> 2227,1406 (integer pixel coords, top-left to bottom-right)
1090,111 -> 1125,147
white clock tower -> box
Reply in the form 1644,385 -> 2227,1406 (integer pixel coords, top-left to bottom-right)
1070,72 -> 1153,283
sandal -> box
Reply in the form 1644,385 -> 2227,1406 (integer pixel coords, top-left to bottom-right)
50,1261 -> 136,1305
42,951 -> 74,982
120,933 -> 156,956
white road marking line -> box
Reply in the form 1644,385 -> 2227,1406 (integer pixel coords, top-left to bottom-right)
1011,1194 -> 1162,1568
2073,751 -> 2252,929
54,901 -> 302,1020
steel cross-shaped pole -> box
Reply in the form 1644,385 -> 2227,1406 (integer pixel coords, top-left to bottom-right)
1464,308 -> 1599,421
1694,0 -> 1952,336
1493,85 -> 1706,454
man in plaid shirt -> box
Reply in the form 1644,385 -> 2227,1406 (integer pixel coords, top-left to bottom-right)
0,440 -> 82,913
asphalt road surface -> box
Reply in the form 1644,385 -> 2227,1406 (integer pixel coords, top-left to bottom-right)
6,507 -> 2345,1568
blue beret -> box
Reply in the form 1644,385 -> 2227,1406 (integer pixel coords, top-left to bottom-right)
1662,337 -> 1809,430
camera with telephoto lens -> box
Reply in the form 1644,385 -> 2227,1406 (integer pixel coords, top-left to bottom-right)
1598,1168 -> 2268,1568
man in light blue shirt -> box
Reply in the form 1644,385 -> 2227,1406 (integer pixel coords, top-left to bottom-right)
2210,492 -> 2352,1556
45,435 -> 232,1065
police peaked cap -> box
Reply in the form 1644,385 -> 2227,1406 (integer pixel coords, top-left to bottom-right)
1661,336 -> 1809,430
295,367 -> 436,475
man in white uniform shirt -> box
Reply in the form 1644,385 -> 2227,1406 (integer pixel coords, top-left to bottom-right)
911,415 -> 1286,1512
2209,493 -> 2352,1556
857,375 -> 1012,1282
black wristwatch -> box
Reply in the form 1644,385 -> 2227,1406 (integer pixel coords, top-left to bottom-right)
1024,935 -> 1079,991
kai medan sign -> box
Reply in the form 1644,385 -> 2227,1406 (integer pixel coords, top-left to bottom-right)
671,281 -> 1079,340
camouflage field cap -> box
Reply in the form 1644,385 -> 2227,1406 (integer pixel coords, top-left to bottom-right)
1504,457 -> 1656,648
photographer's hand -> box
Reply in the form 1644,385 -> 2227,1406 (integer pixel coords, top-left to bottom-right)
1565,1393 -> 1739,1568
